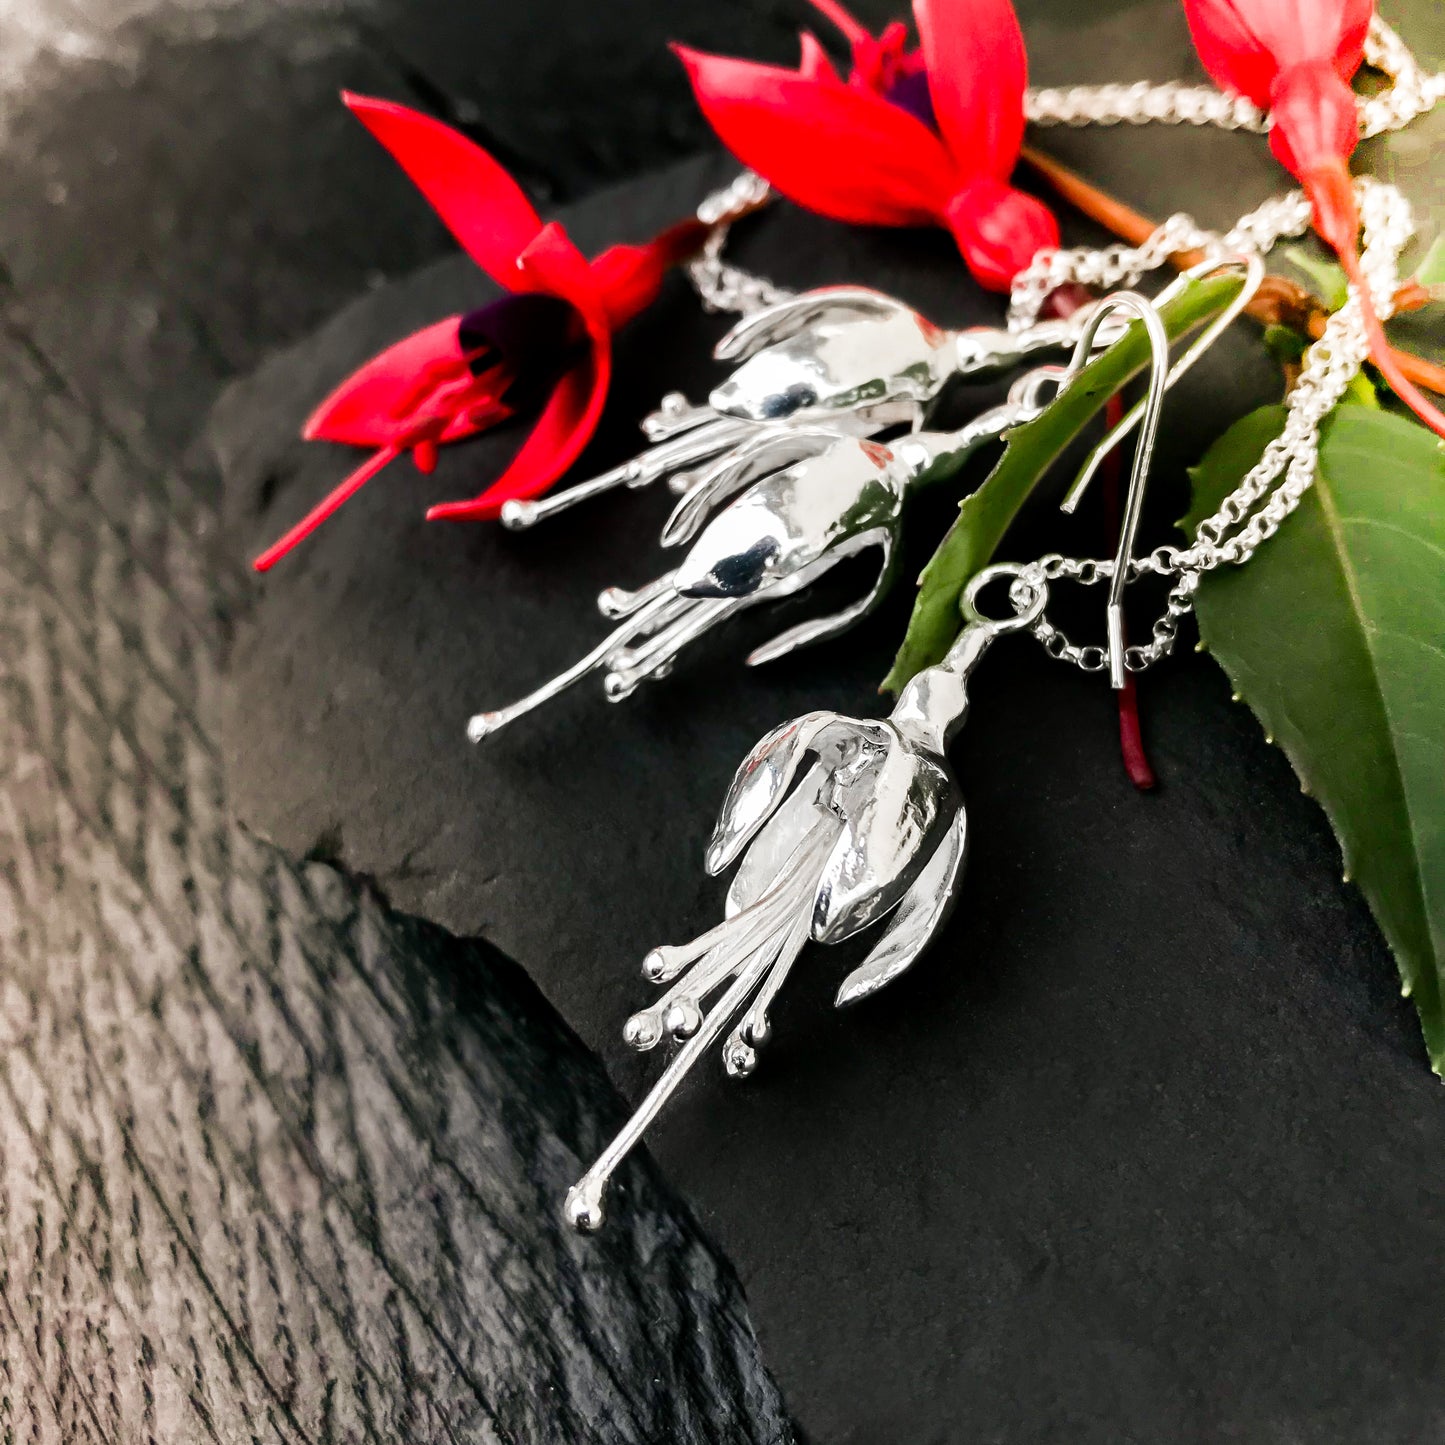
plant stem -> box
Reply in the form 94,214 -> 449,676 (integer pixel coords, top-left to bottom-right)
1020,144 -> 1445,398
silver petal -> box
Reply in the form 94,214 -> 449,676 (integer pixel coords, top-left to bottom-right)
835,804 -> 967,1006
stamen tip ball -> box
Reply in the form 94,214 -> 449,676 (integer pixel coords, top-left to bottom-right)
499,499 -> 539,530
466,712 -> 498,744
564,1179 -> 606,1233
664,999 -> 704,1039
724,1039 -> 758,1078
623,1011 -> 663,1050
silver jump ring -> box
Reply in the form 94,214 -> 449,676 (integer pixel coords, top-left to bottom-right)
962,564 -> 1049,633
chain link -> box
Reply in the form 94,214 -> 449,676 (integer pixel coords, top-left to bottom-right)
1006,191 -> 1311,331
685,171 -> 794,314
1025,80 -> 1265,132
1360,16 -> 1445,138
1177,178 -> 1411,571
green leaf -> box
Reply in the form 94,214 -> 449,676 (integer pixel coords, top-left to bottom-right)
1281,244 -> 1350,312
1343,370 -> 1381,409
1186,406 -> 1445,1071
883,271 -> 1246,692
1415,235 -> 1445,290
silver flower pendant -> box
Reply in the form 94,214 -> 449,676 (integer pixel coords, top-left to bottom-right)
564,586 -> 1043,1231
467,258 -> 1257,741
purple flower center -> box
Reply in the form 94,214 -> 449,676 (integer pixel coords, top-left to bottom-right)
885,68 -> 936,130
458,292 -> 585,411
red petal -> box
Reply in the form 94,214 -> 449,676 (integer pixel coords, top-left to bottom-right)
673,43 -> 955,227
303,317 -> 482,447
342,93 -> 543,287
913,0 -> 1027,178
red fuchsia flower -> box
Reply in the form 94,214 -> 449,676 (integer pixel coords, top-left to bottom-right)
253,94 -> 705,572
673,0 -> 1059,293
1183,0 -> 1445,438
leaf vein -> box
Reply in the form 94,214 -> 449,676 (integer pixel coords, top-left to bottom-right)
1338,514 -> 1445,569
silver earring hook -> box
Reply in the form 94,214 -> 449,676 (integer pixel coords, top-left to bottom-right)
1054,290 -> 1172,689
1060,252 -> 1264,516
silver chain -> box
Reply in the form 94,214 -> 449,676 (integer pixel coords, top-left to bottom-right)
686,170 -> 792,314
1025,80 -> 1266,132
1005,192 -> 1312,330
1023,17 -> 1443,139
1359,16 -> 1445,138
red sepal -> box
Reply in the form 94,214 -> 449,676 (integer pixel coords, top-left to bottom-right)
673,43 -> 955,227
913,0 -> 1027,180
587,216 -> 710,330
342,93 -> 544,288
1182,0 -> 1372,104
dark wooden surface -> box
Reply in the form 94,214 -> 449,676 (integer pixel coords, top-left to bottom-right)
0,2 -> 821,1439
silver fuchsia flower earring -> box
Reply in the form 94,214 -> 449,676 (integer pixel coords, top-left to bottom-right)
466,254 -> 1260,741
494,280 -> 1108,533
565,171 -> 1422,1229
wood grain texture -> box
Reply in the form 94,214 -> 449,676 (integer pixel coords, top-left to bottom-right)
0,4 -> 801,1441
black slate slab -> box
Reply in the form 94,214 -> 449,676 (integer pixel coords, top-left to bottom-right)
211,10 -> 1445,1443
